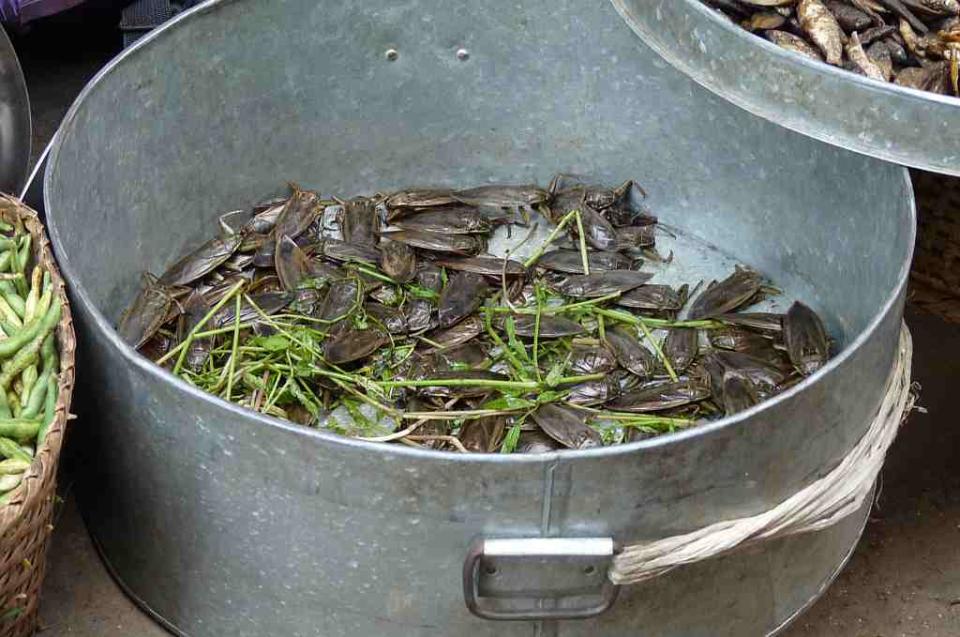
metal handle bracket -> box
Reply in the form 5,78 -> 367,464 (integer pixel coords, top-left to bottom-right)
463,537 -> 620,621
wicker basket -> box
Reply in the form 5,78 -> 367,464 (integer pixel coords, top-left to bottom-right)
0,195 -> 76,637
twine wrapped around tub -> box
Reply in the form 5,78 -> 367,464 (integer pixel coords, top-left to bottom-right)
609,324 -> 914,586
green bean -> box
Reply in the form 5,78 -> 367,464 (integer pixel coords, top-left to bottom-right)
0,281 -> 25,318
0,388 -> 11,419
20,364 -> 37,406
7,392 -> 19,418
0,320 -> 17,337
0,418 -> 40,440
14,235 -> 30,297
0,314 -> 59,388
0,238 -> 16,252
0,296 -> 22,328
0,436 -> 30,462
0,458 -> 28,474
0,298 -> 60,361
21,370 -> 47,417
23,267 -> 40,322
0,472 -> 23,492
0,222 -> 13,233
34,287 -> 51,320
41,333 -> 57,371
36,377 -> 58,445
16,234 -> 29,270
1,343 -> 39,391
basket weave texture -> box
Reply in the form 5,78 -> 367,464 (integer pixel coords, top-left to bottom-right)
0,195 -> 76,637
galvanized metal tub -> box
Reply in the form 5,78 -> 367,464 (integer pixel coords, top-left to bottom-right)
612,0 -> 960,176
43,0 -> 914,635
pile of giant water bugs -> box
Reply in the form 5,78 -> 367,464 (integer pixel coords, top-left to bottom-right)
119,175 -> 832,453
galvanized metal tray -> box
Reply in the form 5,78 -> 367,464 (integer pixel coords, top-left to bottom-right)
612,0 -> 960,176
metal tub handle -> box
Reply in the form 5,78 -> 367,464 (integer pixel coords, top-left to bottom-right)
462,537 -> 620,621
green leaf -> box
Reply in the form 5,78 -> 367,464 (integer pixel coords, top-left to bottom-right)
288,381 -> 321,420
404,285 -> 439,301
251,334 -> 290,352
500,423 -> 522,454
504,316 -> 531,363
545,359 -> 566,388
241,371 -> 269,392
536,390 -> 567,404
481,395 -> 536,411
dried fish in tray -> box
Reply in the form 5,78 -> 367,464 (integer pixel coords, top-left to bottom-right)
703,0 -> 960,97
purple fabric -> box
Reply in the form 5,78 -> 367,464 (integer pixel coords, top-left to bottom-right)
0,0 -> 19,22
1,0 -> 86,23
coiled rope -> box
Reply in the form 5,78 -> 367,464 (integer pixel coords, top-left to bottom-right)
610,324 -> 914,586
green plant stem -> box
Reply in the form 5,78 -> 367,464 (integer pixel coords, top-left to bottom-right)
351,263 -> 395,284
332,378 -> 400,418
223,293 -> 243,400
574,209 -> 590,276
399,408 -> 525,421
567,403 -> 693,425
164,280 -> 244,370
593,308 -> 722,330
522,209 -> 578,268
482,308 -> 529,380
483,292 -> 623,317
378,373 -> 603,391
242,295 -> 327,361
533,295 -> 543,382
415,335 -> 444,349
381,378 -> 541,391
637,320 -> 678,382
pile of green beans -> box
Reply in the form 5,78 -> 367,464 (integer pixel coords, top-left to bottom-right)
0,220 -> 62,505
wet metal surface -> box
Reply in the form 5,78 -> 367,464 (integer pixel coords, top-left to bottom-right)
42,0 -> 914,634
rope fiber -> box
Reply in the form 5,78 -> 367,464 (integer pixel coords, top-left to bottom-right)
609,324 -> 914,586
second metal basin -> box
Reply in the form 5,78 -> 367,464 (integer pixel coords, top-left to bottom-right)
613,0 -> 960,176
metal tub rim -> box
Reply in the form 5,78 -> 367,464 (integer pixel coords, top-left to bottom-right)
44,0 -> 917,464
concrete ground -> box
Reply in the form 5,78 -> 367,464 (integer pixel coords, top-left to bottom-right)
8,11 -> 960,637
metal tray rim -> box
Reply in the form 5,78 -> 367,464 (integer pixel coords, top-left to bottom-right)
621,0 -> 960,108
610,0 -> 960,174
